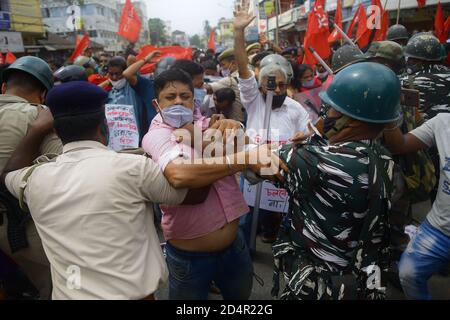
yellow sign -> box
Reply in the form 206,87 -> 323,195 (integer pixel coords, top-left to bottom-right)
9,0 -> 45,34
264,1 -> 275,17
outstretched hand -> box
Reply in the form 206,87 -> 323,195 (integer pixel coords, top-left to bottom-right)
233,5 -> 256,30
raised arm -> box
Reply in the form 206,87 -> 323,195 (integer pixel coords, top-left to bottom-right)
122,51 -> 161,86
233,6 -> 255,80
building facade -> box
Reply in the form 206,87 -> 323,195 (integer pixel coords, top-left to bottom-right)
40,0 -> 124,53
171,29 -> 189,47
0,0 -> 45,54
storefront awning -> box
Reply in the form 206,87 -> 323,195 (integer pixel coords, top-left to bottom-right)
280,23 -> 296,31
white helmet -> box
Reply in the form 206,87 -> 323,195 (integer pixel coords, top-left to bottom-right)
259,54 -> 293,81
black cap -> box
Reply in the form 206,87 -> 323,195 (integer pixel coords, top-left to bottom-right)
45,81 -> 108,118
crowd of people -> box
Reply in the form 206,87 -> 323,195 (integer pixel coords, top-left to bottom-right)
0,6 -> 449,301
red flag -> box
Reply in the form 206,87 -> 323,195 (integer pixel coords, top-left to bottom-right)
355,4 -> 372,49
328,0 -> 343,44
0,52 -> 4,64
435,1 -> 446,43
372,0 -> 388,41
445,17 -> 450,39
69,33 -> 90,62
417,0 -> 426,8
208,30 -> 216,51
5,49 -> 17,64
118,0 -> 142,43
303,0 -> 330,65
137,45 -> 193,74
346,4 -> 364,38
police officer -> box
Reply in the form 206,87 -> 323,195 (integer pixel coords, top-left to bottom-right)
358,41 -> 406,74
0,56 -> 62,299
331,44 -> 364,73
0,81 -> 275,300
386,24 -> 409,47
402,32 -> 450,120
269,62 -> 401,300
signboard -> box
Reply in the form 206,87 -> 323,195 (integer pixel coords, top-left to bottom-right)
0,31 -> 24,52
243,180 -> 289,213
258,19 -> 268,33
105,104 -> 140,152
0,11 -> 11,30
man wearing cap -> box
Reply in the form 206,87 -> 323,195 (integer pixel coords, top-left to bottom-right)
246,43 -> 261,56
0,81 -> 275,300
0,56 -> 62,299
204,48 -> 246,122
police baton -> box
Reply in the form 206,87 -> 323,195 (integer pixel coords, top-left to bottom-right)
308,47 -> 334,75
249,75 -> 276,253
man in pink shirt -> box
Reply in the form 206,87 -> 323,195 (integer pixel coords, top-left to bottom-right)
143,68 -> 254,300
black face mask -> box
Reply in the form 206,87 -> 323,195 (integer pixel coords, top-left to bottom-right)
323,116 -> 340,133
271,94 -> 287,109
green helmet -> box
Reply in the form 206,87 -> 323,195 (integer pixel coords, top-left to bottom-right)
3,56 -> 53,90
331,45 -> 364,73
386,24 -> 409,41
319,62 -> 401,124
358,41 -> 404,63
404,32 -> 442,62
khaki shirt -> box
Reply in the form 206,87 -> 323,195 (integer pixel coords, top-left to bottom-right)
0,94 -> 62,173
5,140 -> 188,300
210,72 -> 246,123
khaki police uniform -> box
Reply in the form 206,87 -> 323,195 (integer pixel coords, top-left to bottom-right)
0,94 -> 63,299
5,141 -> 187,299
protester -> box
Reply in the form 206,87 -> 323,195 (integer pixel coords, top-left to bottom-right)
293,64 -> 322,92
142,68 -> 276,299
106,52 -> 159,143
384,112 -> 450,300
53,65 -> 88,84
202,60 -> 219,76
233,8 -> 310,245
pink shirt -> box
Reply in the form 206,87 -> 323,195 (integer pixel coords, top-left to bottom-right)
142,114 -> 249,240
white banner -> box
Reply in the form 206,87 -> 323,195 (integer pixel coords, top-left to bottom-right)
105,104 -> 139,152
0,31 -> 24,53
243,180 -> 289,213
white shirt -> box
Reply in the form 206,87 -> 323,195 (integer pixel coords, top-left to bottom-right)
238,75 -> 310,144
410,113 -> 450,236
6,141 -> 187,300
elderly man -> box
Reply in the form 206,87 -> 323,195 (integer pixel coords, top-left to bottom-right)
234,8 -> 311,244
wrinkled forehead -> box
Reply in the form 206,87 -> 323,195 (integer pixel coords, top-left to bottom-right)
160,81 -> 193,95
260,70 -> 287,84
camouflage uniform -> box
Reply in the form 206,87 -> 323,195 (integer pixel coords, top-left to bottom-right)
401,65 -> 450,120
272,134 -> 393,300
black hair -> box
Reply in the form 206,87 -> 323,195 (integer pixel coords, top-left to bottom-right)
4,69 -> 46,93
154,68 -> 194,98
293,64 -> 313,88
108,56 -> 127,71
171,59 -> 204,77
251,51 -> 271,67
201,60 -> 218,71
215,87 -> 236,104
0,63 -> 11,85
54,111 -> 105,144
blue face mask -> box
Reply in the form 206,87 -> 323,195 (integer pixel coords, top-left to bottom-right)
301,79 -> 315,88
194,88 -> 207,107
159,104 -> 194,128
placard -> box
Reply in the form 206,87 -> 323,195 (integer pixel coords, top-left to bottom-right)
243,180 -> 289,213
105,104 -> 139,152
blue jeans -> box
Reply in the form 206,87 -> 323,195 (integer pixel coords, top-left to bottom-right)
165,230 -> 253,300
399,219 -> 450,299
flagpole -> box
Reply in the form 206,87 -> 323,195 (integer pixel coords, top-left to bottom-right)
275,0 -> 280,47
396,0 -> 401,25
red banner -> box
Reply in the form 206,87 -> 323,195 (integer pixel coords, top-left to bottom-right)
118,0 -> 142,43
435,1 -> 447,43
328,0 -> 343,44
417,0 -> 426,8
136,45 -> 193,74
208,30 -> 216,51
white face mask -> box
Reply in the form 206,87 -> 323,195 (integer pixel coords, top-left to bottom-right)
316,70 -> 328,79
221,68 -> 231,77
110,78 -> 127,90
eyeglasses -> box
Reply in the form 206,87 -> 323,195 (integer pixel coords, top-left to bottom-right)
261,82 -> 289,91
